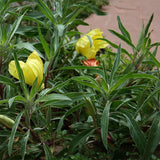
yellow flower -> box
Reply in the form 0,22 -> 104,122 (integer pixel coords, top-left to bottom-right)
76,29 -> 108,59
8,51 -> 43,88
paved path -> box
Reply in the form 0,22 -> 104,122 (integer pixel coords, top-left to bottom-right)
78,0 -> 160,59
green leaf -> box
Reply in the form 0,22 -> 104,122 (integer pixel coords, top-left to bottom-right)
136,24 -> 145,52
36,93 -> 71,103
43,143 -> 53,160
8,11 -> 44,25
109,44 -> 121,85
69,128 -> 96,153
15,42 -> 44,59
142,112 -> 160,160
144,14 -> 154,37
86,35 -> 93,48
46,106 -> 51,126
21,130 -> 30,160
77,2 -> 107,16
117,16 -> 131,41
57,24 -> 65,37
38,24 -> 50,60
85,97 -> 96,117
65,7 -> 85,25
29,78 -> 38,100
13,52 -> 29,98
0,99 -> 8,104
37,0 -> 56,25
72,76 -> 103,93
148,52 -> 160,68
8,96 -> 26,108
101,101 -> 111,150
8,111 -> 23,156
110,73 -> 159,92
65,92 -> 95,102
98,38 -> 132,60
108,29 -> 136,50
59,65 -> 100,70
122,111 -> 145,154
57,104 -> 83,135
0,75 -> 16,88
7,13 -> 24,43
136,86 -> 160,115
87,4 -> 107,16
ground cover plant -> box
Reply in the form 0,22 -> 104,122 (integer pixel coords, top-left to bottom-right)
1,0 -> 160,159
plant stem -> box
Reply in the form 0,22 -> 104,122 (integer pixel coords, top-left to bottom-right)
0,57 -> 3,99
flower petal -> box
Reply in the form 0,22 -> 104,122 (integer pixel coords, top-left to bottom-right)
76,29 -> 108,59
8,51 -> 43,87
9,61 -> 25,80
26,51 -> 43,87
87,29 -> 108,52
82,59 -> 99,67
8,60 -> 37,86
76,36 -> 96,59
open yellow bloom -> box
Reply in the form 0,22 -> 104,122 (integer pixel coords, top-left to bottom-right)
8,51 -> 43,88
76,29 -> 108,59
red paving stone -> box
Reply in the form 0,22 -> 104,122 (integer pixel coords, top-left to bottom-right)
78,0 -> 160,59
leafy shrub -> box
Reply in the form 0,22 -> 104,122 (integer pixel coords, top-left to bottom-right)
0,0 -> 160,160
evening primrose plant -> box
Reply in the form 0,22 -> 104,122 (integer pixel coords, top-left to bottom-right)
1,1 -> 160,160
59,14 -> 160,159
0,0 -> 108,159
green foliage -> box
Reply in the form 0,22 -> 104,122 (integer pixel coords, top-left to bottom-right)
0,0 -> 160,160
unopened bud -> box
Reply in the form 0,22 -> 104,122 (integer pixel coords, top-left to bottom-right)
0,115 -> 15,129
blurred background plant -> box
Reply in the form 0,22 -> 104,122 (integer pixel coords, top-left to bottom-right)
1,0 -> 160,160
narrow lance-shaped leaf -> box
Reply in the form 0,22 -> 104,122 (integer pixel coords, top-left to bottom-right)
37,0 -> 56,25
0,75 -> 16,88
85,97 -> 96,117
122,111 -> 145,155
101,101 -> 111,150
136,85 -> 160,115
108,29 -> 136,50
29,78 -> 38,100
38,24 -> 50,60
144,13 -> 154,37
87,4 -> 107,16
98,38 -> 132,60
8,11 -> 44,25
8,96 -> 26,108
110,73 -> 159,92
117,16 -> 131,41
8,111 -> 23,156
43,143 -> 53,160
101,61 -> 109,93
72,76 -> 104,93
109,44 -> 121,85
136,24 -> 145,52
142,112 -> 160,160
13,52 -> 29,98
65,7 -> 85,25
148,51 -> 160,68
36,93 -> 71,103
69,128 -> 96,153
21,130 -> 30,160
7,13 -> 24,43
86,35 -> 93,48
57,104 -> 83,135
